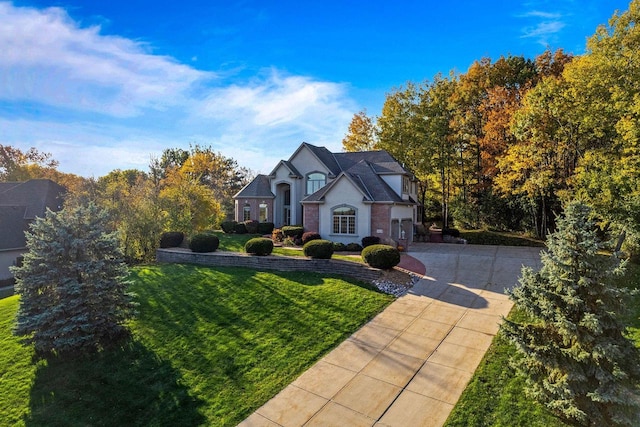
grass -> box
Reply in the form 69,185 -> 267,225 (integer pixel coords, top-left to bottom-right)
459,229 -> 546,247
444,261 -> 640,427
0,263 -> 393,426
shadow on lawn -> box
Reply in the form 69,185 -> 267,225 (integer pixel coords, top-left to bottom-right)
25,339 -> 205,427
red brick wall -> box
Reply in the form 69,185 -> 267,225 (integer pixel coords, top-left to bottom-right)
303,204 -> 320,232
236,199 -> 274,223
370,204 -> 391,238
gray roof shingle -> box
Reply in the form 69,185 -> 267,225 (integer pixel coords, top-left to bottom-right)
0,179 -> 66,250
233,174 -> 275,198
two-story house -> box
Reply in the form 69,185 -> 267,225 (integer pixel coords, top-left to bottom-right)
233,142 -> 418,245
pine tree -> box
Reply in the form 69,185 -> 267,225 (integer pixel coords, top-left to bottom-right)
12,203 -> 136,355
502,202 -> 640,426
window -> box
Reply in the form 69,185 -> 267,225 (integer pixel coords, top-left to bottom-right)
243,205 -> 251,221
306,172 -> 326,194
402,176 -> 410,194
332,206 -> 356,235
259,203 -> 268,222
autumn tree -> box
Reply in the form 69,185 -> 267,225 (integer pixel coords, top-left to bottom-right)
342,109 -> 377,152
503,202 -> 640,426
12,203 -> 136,355
566,0 -> 640,248
0,144 -> 59,181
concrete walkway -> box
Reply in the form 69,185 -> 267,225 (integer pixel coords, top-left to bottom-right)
239,243 -> 542,427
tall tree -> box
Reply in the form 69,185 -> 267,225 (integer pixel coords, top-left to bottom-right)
0,145 -> 59,181
342,109 -> 377,152
12,203 -> 136,355
502,202 -> 640,426
566,0 -> 640,245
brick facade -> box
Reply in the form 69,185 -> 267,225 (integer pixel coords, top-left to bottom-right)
236,198 -> 274,223
303,204 -> 320,232
370,204 -> 391,238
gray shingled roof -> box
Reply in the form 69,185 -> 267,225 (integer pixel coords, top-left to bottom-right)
302,159 -> 405,203
233,174 -> 275,198
301,143 -> 342,177
0,179 -> 66,250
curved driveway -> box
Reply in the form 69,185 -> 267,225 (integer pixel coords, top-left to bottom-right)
240,243 -> 542,427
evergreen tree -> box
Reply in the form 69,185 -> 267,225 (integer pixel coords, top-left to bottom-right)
502,202 -> 640,426
12,203 -> 136,355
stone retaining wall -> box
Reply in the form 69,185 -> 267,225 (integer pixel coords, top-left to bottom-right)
156,248 -> 383,283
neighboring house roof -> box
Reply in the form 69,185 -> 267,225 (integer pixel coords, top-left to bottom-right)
0,179 -> 66,251
233,174 -> 275,199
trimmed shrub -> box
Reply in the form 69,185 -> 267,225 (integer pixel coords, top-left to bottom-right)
234,222 -> 248,234
345,242 -> 363,252
258,222 -> 275,235
303,239 -> 334,259
333,242 -> 347,252
189,233 -> 220,253
361,235 -> 381,248
361,244 -> 401,270
243,220 -> 259,234
302,231 -> 321,245
282,225 -> 304,239
221,221 -> 237,234
159,231 -> 184,248
244,237 -> 274,256
282,237 -> 296,247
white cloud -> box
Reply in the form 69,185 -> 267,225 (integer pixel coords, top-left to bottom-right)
0,3 -> 357,177
0,2 -> 211,117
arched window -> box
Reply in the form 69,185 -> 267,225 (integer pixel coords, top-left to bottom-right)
332,206 -> 356,235
306,172 -> 326,194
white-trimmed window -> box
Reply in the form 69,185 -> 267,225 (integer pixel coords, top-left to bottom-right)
243,205 -> 251,221
402,176 -> 410,194
259,203 -> 268,222
332,206 -> 356,235
306,172 -> 326,194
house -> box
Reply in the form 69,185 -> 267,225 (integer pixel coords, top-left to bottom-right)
233,142 -> 419,245
0,179 -> 66,281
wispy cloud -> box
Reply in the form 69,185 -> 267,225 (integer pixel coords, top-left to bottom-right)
0,2 -> 356,176
0,2 -> 211,117
518,6 -> 567,46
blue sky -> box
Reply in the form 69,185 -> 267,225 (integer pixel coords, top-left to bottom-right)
0,0 -> 632,177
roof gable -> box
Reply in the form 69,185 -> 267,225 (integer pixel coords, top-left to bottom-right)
288,142 -> 341,177
233,174 -> 275,199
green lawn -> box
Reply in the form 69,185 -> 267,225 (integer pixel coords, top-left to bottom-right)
0,263 -> 393,426
444,262 -> 640,427
459,229 -> 546,247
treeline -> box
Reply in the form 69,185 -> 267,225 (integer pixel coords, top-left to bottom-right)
343,1 -> 640,250
0,144 -> 253,262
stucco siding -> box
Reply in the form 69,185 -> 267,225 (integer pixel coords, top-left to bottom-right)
318,178 -> 370,244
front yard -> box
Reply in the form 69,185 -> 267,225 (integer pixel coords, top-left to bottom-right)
0,263 -> 392,426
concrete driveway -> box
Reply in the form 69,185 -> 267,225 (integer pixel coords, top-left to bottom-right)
240,243 -> 542,427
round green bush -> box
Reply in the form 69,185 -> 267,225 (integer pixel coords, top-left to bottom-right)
244,237 -> 274,256
303,239 -> 334,259
333,242 -> 347,252
361,235 -> 381,248
189,233 -> 220,253
220,221 -> 237,234
159,231 -> 184,248
282,225 -> 304,239
258,222 -> 275,235
302,231 -> 321,245
234,222 -> 248,234
243,220 -> 259,234
361,244 -> 401,270
345,242 -> 363,252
